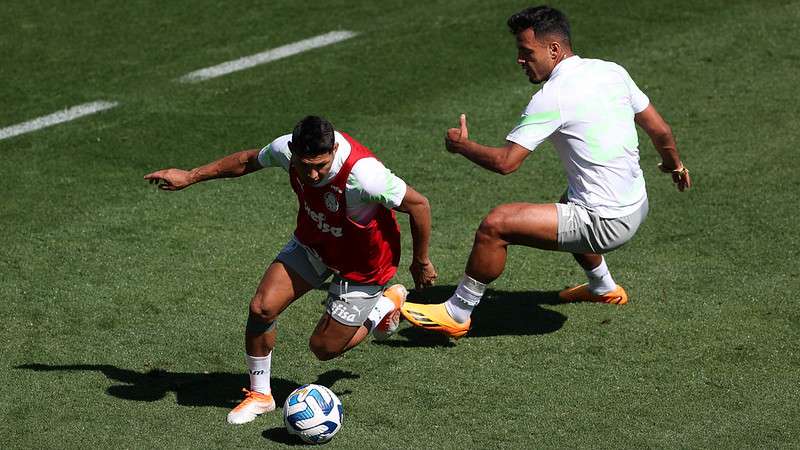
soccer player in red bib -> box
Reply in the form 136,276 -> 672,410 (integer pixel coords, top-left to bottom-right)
144,116 -> 437,424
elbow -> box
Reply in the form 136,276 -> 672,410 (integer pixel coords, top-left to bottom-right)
496,166 -> 515,176
495,160 -> 520,176
493,149 -> 524,175
651,123 -> 674,142
401,190 -> 430,217
415,194 -> 431,214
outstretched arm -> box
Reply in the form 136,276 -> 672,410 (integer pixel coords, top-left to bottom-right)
144,149 -> 263,190
394,186 -> 437,289
635,105 -> 691,191
445,114 -> 531,175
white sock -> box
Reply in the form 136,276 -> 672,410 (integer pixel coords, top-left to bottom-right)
365,296 -> 396,331
444,274 -> 486,324
246,353 -> 271,395
586,258 -> 617,295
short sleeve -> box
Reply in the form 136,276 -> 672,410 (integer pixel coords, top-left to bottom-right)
257,134 -> 292,171
505,89 -> 562,151
349,158 -> 407,209
619,67 -> 650,113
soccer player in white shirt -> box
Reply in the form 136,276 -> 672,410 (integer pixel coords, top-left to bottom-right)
401,5 -> 691,338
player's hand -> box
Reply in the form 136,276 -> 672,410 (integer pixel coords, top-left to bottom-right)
445,114 -> 469,153
409,259 -> 437,289
658,163 -> 692,192
144,168 -> 194,191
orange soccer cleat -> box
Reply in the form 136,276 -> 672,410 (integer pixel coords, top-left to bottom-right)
558,283 -> 628,305
373,284 -> 408,341
226,388 -> 276,425
400,302 -> 471,339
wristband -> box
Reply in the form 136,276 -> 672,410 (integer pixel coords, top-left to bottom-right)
658,163 -> 688,175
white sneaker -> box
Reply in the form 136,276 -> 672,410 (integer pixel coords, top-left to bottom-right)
373,284 -> 408,341
226,388 -> 276,425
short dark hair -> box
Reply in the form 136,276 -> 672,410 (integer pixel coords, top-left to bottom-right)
291,115 -> 335,157
507,6 -> 571,46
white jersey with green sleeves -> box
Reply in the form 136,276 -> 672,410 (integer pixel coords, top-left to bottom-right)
506,55 -> 650,218
257,131 -> 407,224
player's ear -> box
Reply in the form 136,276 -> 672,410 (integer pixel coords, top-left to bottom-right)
331,142 -> 339,155
549,41 -> 560,60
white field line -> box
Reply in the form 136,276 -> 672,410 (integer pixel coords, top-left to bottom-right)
178,30 -> 358,83
0,101 -> 119,141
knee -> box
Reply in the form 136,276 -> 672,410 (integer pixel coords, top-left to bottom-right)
477,207 -> 510,241
249,294 -> 279,324
308,335 -> 340,361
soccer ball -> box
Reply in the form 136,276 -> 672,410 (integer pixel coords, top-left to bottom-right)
283,384 -> 343,444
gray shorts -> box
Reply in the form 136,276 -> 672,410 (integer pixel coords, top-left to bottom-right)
275,238 -> 384,327
275,238 -> 332,288
325,277 -> 384,327
556,199 -> 648,254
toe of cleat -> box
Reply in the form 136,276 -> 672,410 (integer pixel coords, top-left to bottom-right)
558,283 -> 628,305
400,302 -> 470,339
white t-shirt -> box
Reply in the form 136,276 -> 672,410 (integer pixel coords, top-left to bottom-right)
506,55 -> 650,218
257,131 -> 408,224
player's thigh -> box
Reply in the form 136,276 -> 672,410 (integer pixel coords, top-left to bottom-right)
309,314 -> 361,354
250,261 -> 314,321
309,278 -> 383,352
482,202 -> 559,250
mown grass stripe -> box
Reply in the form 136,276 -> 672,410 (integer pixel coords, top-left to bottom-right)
0,101 -> 119,141
178,30 -> 358,83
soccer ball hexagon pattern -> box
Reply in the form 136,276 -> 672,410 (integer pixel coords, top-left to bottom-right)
283,384 -> 343,444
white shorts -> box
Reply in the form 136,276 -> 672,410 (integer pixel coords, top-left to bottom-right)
556,199 -> 648,254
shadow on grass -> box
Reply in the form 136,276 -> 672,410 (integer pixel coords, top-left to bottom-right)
15,364 -> 358,409
262,427 -> 306,446
377,285 -> 567,347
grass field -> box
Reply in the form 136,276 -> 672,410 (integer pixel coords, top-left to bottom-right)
2,0 -> 799,448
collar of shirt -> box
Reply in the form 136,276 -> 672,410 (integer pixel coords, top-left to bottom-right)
549,54 -> 581,82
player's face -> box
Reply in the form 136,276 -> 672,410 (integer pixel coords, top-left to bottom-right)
292,143 -> 338,184
515,29 -> 555,84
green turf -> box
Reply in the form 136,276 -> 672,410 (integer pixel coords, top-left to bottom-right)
1,0 -> 799,448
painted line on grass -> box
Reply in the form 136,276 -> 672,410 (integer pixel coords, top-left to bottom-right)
0,101 -> 119,141
178,30 -> 358,83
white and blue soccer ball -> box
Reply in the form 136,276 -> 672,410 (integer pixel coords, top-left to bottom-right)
283,384 -> 343,444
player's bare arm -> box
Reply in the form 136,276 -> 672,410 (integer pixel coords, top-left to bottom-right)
445,113 -> 530,175
144,149 -> 263,190
394,186 -> 437,289
634,105 -> 692,192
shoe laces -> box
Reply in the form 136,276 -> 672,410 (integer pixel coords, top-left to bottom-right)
240,388 -> 269,401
